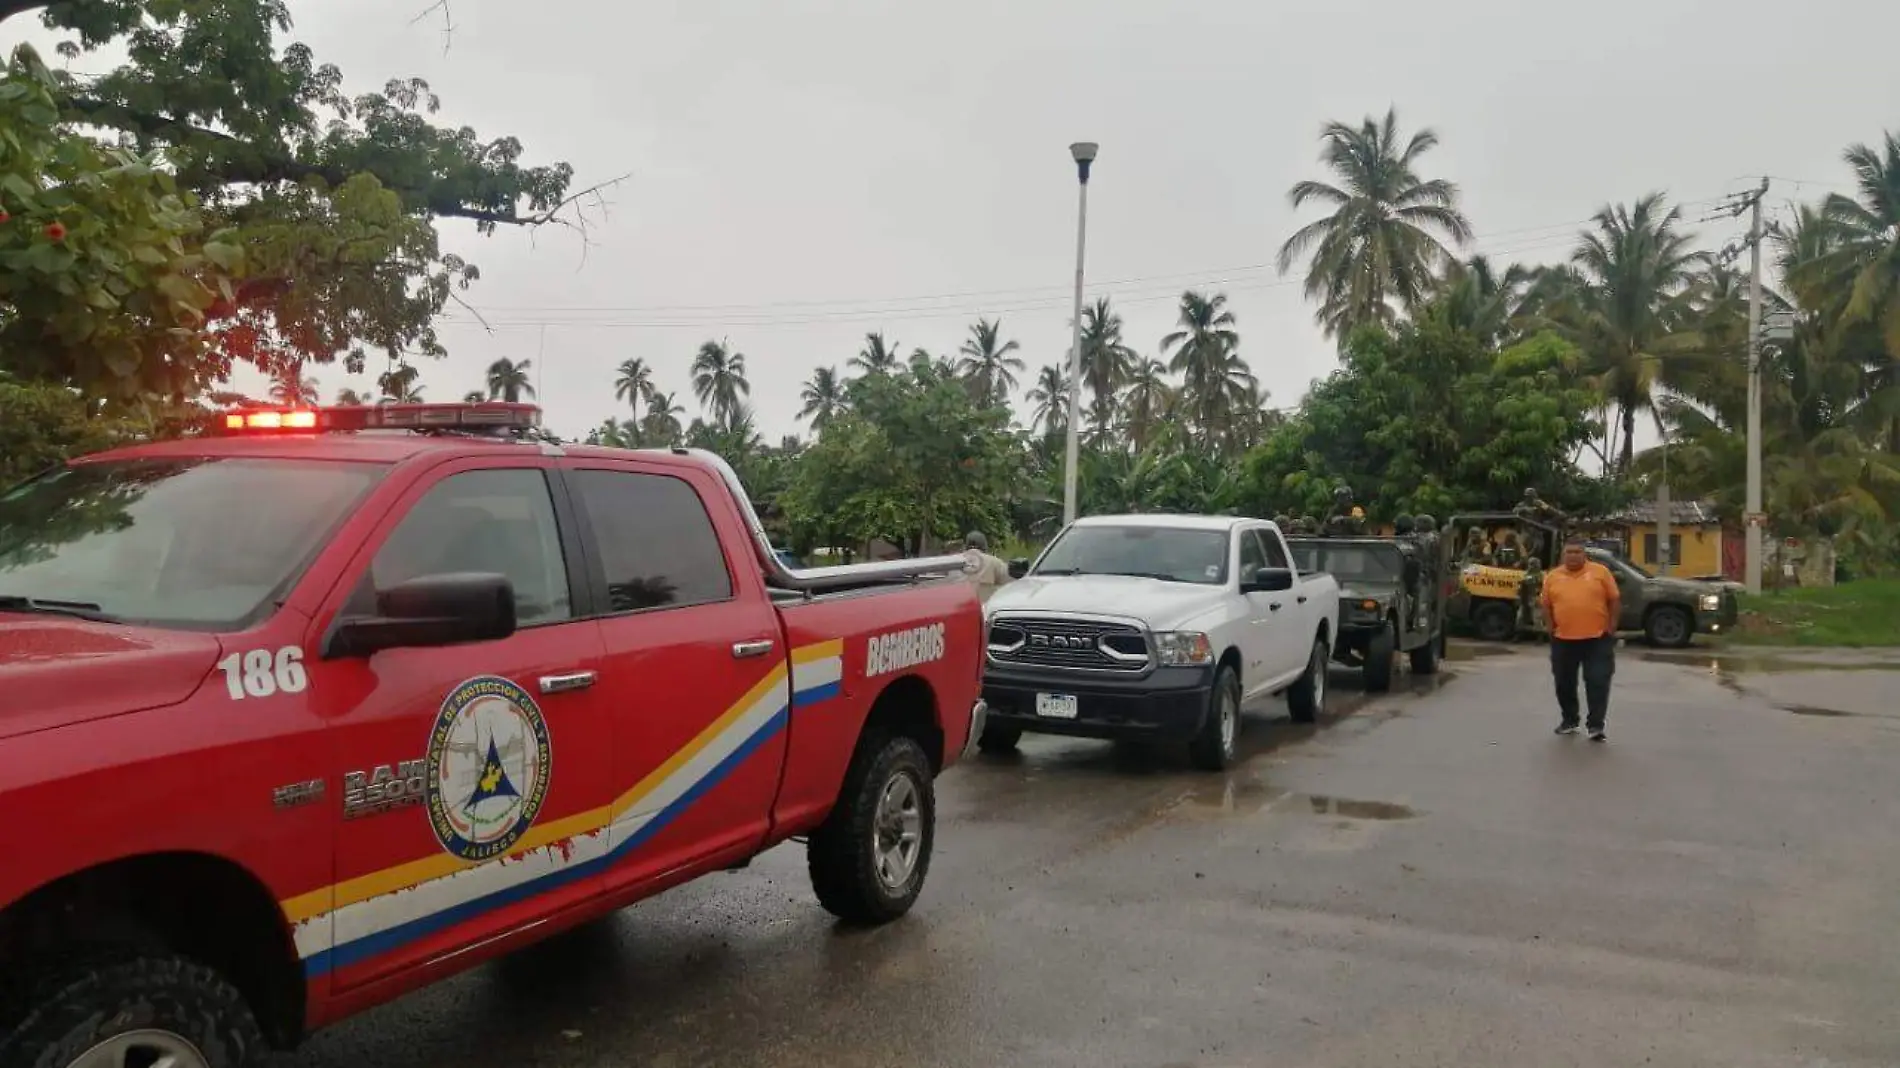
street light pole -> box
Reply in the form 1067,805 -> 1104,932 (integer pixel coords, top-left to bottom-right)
1062,141 -> 1097,528
1743,178 -> 1767,595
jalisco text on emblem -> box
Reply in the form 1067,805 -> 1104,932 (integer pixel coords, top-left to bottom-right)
866,622 -> 947,678
424,675 -> 553,863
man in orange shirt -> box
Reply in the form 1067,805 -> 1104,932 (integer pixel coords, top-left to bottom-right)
1538,535 -> 1621,741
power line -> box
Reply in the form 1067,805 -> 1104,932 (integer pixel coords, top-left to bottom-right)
454,193 -> 1737,325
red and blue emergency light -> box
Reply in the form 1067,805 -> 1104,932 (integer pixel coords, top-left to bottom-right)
218,402 -> 542,434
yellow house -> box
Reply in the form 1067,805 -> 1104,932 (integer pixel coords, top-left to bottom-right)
1605,500 -> 1726,577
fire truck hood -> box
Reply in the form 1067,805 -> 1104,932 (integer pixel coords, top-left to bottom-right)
0,616 -> 222,740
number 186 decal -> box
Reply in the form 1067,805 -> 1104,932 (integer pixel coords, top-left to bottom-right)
216,646 -> 308,700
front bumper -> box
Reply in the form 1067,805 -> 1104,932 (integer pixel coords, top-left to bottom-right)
959,698 -> 989,762
1697,604 -> 1738,635
981,662 -> 1215,743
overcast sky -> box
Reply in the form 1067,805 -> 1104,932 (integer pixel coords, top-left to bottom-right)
11,1 -> 1899,443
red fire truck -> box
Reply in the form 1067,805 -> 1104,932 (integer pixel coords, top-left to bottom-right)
0,402 -> 986,1067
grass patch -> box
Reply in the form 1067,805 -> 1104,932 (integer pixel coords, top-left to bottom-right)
1729,579 -> 1900,647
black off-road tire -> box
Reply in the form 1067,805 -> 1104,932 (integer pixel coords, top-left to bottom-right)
1410,628 -> 1442,675
1365,622 -> 1397,693
1286,634 -> 1330,724
1188,663 -> 1243,772
1645,605 -> 1693,649
808,733 -> 936,925
975,722 -> 1022,754
1472,600 -> 1517,643
0,954 -> 264,1068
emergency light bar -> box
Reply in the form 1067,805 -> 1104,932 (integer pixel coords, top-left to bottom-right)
218,402 -> 542,433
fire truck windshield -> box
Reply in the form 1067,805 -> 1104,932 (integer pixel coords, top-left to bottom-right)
0,457 -> 385,630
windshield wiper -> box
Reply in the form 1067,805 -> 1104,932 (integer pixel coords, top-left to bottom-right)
1103,570 -> 1191,583
0,595 -> 118,623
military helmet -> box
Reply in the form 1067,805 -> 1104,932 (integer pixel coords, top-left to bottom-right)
1393,513 -> 1416,534
1523,486 -> 1539,501
1299,514 -> 1318,532
1414,513 -> 1436,532
1273,513 -> 1291,528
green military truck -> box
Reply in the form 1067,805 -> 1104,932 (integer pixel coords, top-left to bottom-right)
1286,534 -> 1448,692
1443,510 -> 1740,647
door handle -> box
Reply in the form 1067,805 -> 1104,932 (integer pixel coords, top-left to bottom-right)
539,670 -> 598,695
1269,603 -> 1282,611
732,639 -> 776,659
1297,595 -> 1308,604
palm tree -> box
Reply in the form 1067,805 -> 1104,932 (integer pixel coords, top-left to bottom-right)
799,366 -> 848,430
1026,363 -> 1072,438
691,339 -> 750,423
377,363 -> 424,403
1160,290 -> 1244,444
268,368 -> 319,406
1122,358 -> 1173,453
956,318 -> 1025,406
848,332 -> 904,377
640,391 -> 687,447
1420,255 -> 1537,349
486,358 -> 536,402
1810,131 -> 1900,358
1558,193 -> 1702,473
1078,297 -> 1136,437
335,387 -> 367,405
613,358 -> 654,421
1276,107 -> 1475,340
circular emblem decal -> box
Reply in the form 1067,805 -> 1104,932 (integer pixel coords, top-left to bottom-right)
425,676 -> 552,862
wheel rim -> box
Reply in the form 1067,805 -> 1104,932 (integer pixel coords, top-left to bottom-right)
1311,642 -> 1327,709
873,770 -> 923,891
68,1030 -> 210,1068
1654,612 -> 1687,644
1219,684 -> 1238,754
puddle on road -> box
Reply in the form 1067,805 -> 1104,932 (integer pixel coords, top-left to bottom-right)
1167,777 -> 1418,823
1306,794 -> 1418,820
1777,703 -> 1859,718
1641,650 -> 1900,675
1443,642 -> 1516,662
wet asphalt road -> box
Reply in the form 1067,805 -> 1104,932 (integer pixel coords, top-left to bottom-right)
283,643 -> 1900,1068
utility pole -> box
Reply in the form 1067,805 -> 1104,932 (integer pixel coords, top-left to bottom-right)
1743,180 -> 1767,595
1708,179 -> 1770,593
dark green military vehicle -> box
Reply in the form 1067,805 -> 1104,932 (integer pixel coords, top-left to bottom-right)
1286,534 -> 1448,692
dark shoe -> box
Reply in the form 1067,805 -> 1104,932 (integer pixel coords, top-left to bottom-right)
1589,729 -> 1607,742
1555,723 -> 1580,736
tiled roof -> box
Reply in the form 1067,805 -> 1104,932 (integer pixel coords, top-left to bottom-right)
1604,499 -> 1721,525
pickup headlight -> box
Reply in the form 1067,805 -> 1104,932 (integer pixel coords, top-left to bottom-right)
1699,593 -> 1721,611
1153,630 -> 1213,666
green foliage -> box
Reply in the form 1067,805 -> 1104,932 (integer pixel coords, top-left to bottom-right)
4,0 -> 583,398
1730,579 -> 1900,647
780,364 -> 1018,551
0,377 -> 131,484
1242,324 -> 1606,519
0,44 -> 240,403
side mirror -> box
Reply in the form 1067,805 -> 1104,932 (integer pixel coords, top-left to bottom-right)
1007,557 -> 1030,579
1242,566 -> 1294,593
325,572 -> 517,658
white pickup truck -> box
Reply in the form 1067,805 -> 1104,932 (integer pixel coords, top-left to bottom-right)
978,514 -> 1341,770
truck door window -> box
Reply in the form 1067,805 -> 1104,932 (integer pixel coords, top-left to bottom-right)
1237,530 -> 1268,579
569,470 -> 734,613
368,469 -> 572,625
1261,529 -> 1292,570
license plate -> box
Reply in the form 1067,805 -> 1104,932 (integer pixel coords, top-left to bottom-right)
1035,692 -> 1079,719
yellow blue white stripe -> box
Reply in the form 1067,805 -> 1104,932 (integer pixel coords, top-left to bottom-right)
289,640 -> 847,977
